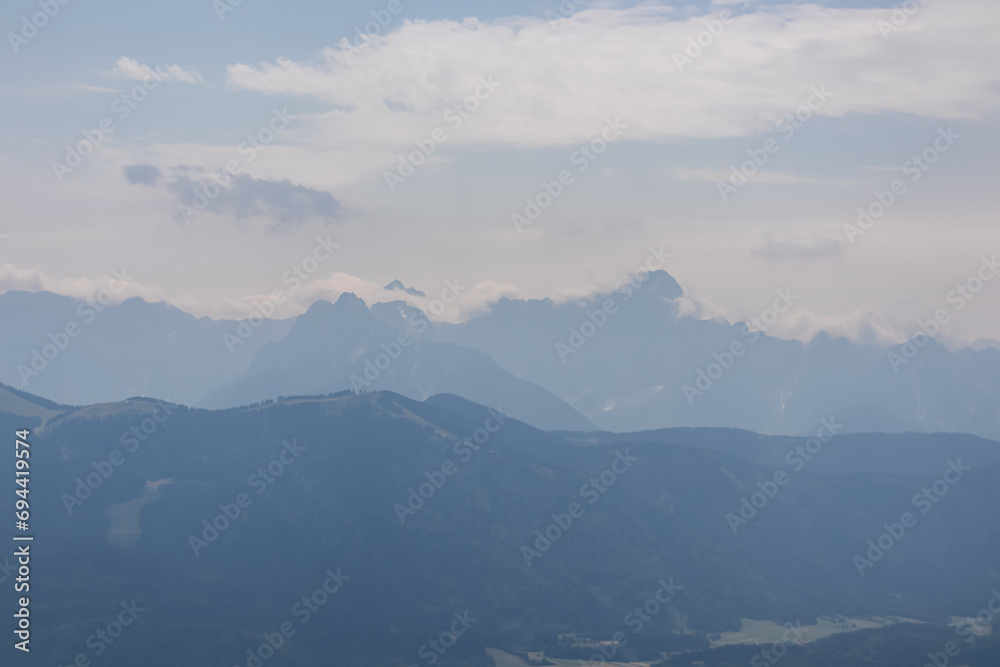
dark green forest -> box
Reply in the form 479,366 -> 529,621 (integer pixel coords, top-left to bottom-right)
2,386 -> 998,666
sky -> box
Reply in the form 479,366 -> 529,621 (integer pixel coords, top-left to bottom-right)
1,0 -> 998,349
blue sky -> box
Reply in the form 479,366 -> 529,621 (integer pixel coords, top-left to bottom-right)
1,0 -> 999,349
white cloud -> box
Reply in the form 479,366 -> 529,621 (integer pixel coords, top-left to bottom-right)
671,286 -> 901,346
238,272 -> 519,323
225,0 -> 1000,151
3,3 -> 997,353
118,271 -> 523,324
0,264 -> 166,304
771,307 -> 903,346
964,338 -> 1000,353
113,57 -> 205,85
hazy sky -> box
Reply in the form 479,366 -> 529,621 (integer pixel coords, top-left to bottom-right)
2,0 -> 998,349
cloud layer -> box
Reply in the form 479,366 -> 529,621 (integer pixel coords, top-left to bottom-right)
164,171 -> 343,229
226,0 -> 1000,150
123,164 -> 162,186
113,56 -> 205,85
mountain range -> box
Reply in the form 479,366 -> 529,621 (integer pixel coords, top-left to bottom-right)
5,384 -> 999,666
1,271 -> 999,438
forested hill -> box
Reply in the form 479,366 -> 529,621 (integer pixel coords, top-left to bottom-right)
2,387 -> 998,666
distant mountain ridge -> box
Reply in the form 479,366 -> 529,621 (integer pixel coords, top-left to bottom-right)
0,289 -> 293,406
430,271 -> 1000,440
0,288 -> 594,431
385,279 -> 426,297
201,293 -> 596,431
2,271 -> 1000,438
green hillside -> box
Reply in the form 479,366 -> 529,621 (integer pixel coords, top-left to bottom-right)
4,390 -> 998,666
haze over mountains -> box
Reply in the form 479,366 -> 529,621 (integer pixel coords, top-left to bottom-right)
5,385 -> 1000,666
432,271 -> 1000,438
0,289 -> 293,407
2,271 -> 999,438
8,0 -> 1000,665
202,294 -> 596,431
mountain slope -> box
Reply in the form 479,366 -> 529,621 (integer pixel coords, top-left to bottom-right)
0,290 -> 293,406
10,391 -> 1000,666
200,294 -> 596,431
4,279 -> 1000,439
434,270 -> 1000,439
